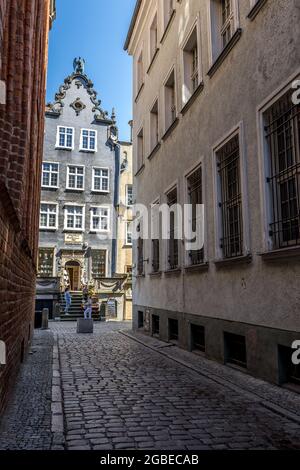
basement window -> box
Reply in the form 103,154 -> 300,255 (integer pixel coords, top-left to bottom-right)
278,345 -> 300,388
191,324 -> 206,352
168,318 -> 179,342
138,311 -> 144,329
224,332 -> 247,368
152,315 -> 160,337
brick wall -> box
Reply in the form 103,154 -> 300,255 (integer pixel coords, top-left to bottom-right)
0,0 -> 51,413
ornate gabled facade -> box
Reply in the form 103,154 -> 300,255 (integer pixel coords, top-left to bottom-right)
36,59 -> 121,319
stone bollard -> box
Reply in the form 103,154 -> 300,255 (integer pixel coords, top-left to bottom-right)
41,308 -> 49,330
77,318 -> 93,334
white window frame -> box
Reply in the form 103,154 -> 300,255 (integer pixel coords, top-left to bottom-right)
183,158 -> 207,266
207,0 -> 240,67
55,126 -> 74,150
39,202 -> 58,230
212,122 -> 250,260
163,65 -> 178,133
149,10 -> 159,66
257,71 -> 300,252
66,165 -> 85,191
126,184 -> 133,206
180,15 -> 202,107
80,128 -> 98,152
90,206 -> 110,233
64,204 -> 85,232
92,167 -> 110,193
125,220 -> 133,246
149,97 -> 159,152
41,161 -> 59,189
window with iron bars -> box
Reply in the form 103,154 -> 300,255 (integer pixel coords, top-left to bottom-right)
137,233 -> 144,276
167,188 -> 179,269
217,134 -> 243,258
187,166 -> 204,265
152,239 -> 160,273
264,90 -> 300,249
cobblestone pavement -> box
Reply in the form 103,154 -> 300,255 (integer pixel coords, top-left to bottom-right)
0,330 -> 53,450
51,321 -> 300,451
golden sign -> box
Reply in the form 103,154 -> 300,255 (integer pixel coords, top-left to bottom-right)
64,233 -> 83,245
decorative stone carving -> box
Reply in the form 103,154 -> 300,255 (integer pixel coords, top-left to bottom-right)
70,98 -> 86,115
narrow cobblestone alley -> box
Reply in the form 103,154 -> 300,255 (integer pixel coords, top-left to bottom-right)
0,321 -> 300,451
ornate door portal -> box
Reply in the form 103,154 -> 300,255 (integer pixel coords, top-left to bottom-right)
65,261 -> 81,291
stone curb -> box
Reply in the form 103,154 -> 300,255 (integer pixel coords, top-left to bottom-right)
51,333 -> 66,450
120,330 -> 300,426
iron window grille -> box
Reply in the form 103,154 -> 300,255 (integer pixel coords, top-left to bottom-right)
137,235 -> 144,276
187,166 -> 204,265
264,91 -> 300,249
92,250 -> 106,277
38,249 -> 54,277
167,188 -> 179,269
217,134 -> 243,258
152,239 -> 160,272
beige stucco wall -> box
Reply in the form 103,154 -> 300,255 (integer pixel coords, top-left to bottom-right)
127,0 -> 300,332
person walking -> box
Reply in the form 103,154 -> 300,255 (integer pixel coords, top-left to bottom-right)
64,287 -> 72,315
84,295 -> 93,320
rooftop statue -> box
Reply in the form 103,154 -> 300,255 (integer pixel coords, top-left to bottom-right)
73,57 -> 85,75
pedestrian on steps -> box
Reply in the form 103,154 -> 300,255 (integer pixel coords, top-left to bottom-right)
64,287 -> 72,315
84,295 -> 93,320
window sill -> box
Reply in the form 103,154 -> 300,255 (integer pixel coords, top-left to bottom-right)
160,10 -> 176,44
149,271 -> 162,278
55,146 -> 73,151
207,28 -> 242,78
63,229 -> 84,233
181,81 -> 204,116
247,0 -> 267,21
147,48 -> 159,74
214,253 -> 252,268
39,228 -> 57,231
185,262 -> 209,273
148,142 -> 161,161
135,164 -> 145,177
123,244 -> 133,248
41,186 -> 59,190
259,246 -> 300,262
162,117 -> 179,141
135,83 -> 144,103
164,268 -> 182,276
79,148 -> 97,153
91,190 -> 110,194
65,188 -> 85,192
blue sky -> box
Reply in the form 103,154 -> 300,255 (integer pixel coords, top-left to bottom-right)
47,0 -> 136,141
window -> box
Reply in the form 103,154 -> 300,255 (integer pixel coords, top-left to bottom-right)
56,126 -> 74,149
151,201 -> 160,273
278,345 -> 300,387
64,205 -> 84,231
182,23 -> 200,104
152,315 -> 160,336
126,185 -> 133,206
167,187 -> 179,270
264,90 -> 300,250
191,324 -> 206,352
224,332 -> 247,368
40,203 -> 58,230
209,0 -> 239,63
138,311 -> 144,328
187,166 -> 204,265
92,250 -> 106,277
217,134 -> 243,258
137,229 -> 144,276
137,50 -> 144,94
168,318 -> 178,342
150,13 -> 158,63
80,129 -> 97,152
42,162 -> 59,188
137,128 -> 144,171
125,221 -> 132,245
37,249 -> 54,277
90,207 -> 109,232
150,100 -> 159,151
67,166 -> 84,190
93,168 -> 109,192
164,69 -> 176,131
163,0 -> 175,32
